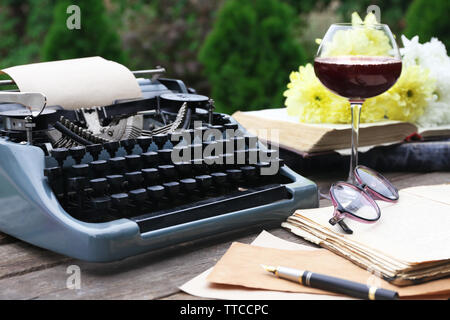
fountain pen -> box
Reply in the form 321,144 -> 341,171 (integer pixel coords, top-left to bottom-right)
262,265 -> 398,300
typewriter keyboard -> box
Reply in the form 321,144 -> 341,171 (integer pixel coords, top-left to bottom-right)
43,124 -> 291,232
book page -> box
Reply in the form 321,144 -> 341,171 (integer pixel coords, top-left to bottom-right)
240,108 -> 406,130
292,184 -> 450,264
233,108 -> 417,153
1,57 -> 142,110
418,124 -> 450,138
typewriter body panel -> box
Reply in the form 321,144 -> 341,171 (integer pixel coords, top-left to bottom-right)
0,76 -> 318,262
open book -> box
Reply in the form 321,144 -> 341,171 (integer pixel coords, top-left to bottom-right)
233,108 -> 450,153
282,184 -> 450,286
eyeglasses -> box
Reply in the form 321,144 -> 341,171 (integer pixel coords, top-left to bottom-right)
329,165 -> 399,234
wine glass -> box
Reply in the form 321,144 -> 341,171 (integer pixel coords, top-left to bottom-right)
314,23 -> 402,183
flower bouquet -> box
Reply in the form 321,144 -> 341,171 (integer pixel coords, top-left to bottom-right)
284,13 -> 450,128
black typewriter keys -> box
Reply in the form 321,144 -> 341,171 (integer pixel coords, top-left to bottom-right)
86,144 -> 103,161
111,193 -> 129,212
192,159 -> 208,175
142,151 -> 159,167
157,149 -> 173,164
211,172 -> 227,185
44,167 -> 62,182
195,175 -> 212,191
125,154 -> 142,171
255,161 -> 271,177
41,107 -> 295,230
69,146 -> 86,164
104,141 -> 120,158
147,185 -> 165,202
50,148 -> 69,167
125,171 -> 144,190
91,197 -> 111,214
67,176 -> 87,209
121,139 -> 137,155
90,178 -> 108,197
89,160 -> 109,178
153,133 -> 169,149
107,175 -> 125,194
158,165 -> 177,181
163,182 -> 180,198
180,178 -> 197,194
241,166 -> 257,185
136,136 -> 152,153
142,168 -> 159,186
129,189 -> 147,206
226,169 -> 242,184
72,164 -> 89,177
108,157 -> 127,174
44,167 -> 62,193
174,161 -> 191,178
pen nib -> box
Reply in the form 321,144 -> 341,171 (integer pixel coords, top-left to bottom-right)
261,264 -> 277,274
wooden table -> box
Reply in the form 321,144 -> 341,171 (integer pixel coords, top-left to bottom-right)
0,170 -> 448,300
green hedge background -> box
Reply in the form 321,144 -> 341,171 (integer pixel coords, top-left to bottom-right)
0,0 -> 448,114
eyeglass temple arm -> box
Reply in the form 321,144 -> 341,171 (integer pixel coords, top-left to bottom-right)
329,216 -> 353,234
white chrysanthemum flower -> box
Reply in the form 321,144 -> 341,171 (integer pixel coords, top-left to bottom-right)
400,35 -> 422,67
420,38 -> 450,71
401,35 -> 450,126
416,66 -> 450,127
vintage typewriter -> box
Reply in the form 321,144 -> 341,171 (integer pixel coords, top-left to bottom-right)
0,67 -> 318,262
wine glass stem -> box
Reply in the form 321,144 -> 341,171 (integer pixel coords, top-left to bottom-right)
348,101 -> 363,184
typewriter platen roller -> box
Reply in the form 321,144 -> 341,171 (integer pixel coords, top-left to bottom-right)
0,68 -> 318,262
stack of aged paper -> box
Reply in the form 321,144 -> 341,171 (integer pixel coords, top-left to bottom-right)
282,184 -> 450,285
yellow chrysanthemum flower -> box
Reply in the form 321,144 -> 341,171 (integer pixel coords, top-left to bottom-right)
284,63 -> 389,124
321,12 -> 392,57
361,97 -> 387,122
382,65 -> 436,122
284,64 -> 350,123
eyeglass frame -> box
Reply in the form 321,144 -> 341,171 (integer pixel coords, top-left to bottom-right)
328,165 -> 399,234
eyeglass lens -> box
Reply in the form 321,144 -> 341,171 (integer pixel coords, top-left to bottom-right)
332,183 -> 379,220
355,166 -> 399,200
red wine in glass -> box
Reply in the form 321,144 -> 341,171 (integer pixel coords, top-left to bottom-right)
314,56 -> 402,100
314,24 -> 402,184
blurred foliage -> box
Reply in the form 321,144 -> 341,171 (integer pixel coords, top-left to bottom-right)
198,0 -> 307,113
283,0 -> 332,13
0,0 -> 448,113
42,0 -> 127,64
0,0 -> 55,69
334,0 -> 411,36
109,0 -> 222,93
404,0 -> 450,49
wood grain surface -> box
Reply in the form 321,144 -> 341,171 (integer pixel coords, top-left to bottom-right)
0,171 -> 448,299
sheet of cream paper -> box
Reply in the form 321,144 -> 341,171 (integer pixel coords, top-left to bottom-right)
179,230 -> 351,300
1,57 -> 142,110
290,184 -> 450,264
